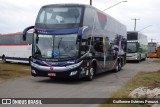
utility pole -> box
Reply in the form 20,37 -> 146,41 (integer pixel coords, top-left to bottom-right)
150,38 -> 155,42
90,0 -> 92,5
131,18 -> 140,31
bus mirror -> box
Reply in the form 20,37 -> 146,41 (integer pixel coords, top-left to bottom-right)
22,26 -> 34,41
23,28 -> 27,41
23,33 -> 26,41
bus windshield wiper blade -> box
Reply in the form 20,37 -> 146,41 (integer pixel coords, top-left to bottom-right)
57,38 -> 63,59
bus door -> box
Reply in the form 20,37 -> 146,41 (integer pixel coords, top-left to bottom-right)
107,44 -> 118,70
93,37 -> 110,73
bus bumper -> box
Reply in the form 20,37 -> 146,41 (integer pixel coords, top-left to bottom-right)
126,56 -> 139,60
31,68 -> 83,79
30,62 -> 89,79
126,53 -> 139,61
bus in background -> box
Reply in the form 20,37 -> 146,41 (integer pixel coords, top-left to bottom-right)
126,31 -> 148,62
147,42 -> 160,58
157,46 -> 160,58
0,32 -> 32,63
23,4 -> 127,80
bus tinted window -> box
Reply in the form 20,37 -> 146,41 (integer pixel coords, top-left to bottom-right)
36,6 -> 83,29
83,7 -> 95,27
0,35 -> 15,44
127,32 -> 138,40
148,43 -> 156,47
0,33 -> 33,45
26,33 -> 33,44
148,48 -> 156,52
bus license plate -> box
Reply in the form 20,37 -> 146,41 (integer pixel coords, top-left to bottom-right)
48,73 -> 56,77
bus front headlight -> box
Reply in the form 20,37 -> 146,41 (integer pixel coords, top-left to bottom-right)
70,71 -> 78,76
31,62 -> 37,68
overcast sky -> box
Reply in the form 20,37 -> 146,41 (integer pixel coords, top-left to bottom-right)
0,0 -> 160,42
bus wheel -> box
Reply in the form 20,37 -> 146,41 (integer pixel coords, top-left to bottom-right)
114,61 -> 121,72
86,67 -> 94,81
118,61 -> 122,71
2,55 -> 6,63
137,55 -> 141,63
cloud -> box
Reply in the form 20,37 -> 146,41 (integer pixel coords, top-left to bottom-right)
0,0 -> 160,42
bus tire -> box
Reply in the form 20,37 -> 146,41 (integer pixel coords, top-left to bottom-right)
137,55 -> 141,63
114,61 -> 119,72
118,60 -> 122,71
2,55 -> 7,63
86,67 -> 95,81
114,60 -> 121,72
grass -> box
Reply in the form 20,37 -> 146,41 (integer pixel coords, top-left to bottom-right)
100,70 -> 160,107
154,59 -> 160,63
0,62 -> 30,80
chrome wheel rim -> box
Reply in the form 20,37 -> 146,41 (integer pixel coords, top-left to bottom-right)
90,68 -> 94,79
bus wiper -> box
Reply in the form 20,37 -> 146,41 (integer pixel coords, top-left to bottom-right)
58,38 -> 63,59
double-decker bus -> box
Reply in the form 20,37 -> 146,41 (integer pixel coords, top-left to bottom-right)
126,31 -> 148,62
147,42 -> 160,58
0,32 -> 32,63
23,4 -> 127,80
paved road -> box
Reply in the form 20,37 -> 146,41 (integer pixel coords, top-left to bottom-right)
0,58 -> 159,107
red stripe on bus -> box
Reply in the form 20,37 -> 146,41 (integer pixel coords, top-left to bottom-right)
0,44 -> 29,46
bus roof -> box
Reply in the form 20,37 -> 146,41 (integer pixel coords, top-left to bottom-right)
42,3 -> 92,8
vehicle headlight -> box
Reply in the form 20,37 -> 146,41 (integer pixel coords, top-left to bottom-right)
70,71 -> 78,76
31,62 -> 37,68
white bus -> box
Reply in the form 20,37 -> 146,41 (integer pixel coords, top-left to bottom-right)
0,32 -> 32,63
126,31 -> 148,62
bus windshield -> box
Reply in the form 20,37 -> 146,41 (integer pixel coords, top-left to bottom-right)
148,48 -> 156,53
127,42 -> 137,53
36,6 -> 83,29
127,32 -> 138,40
148,43 -> 157,47
33,34 -> 79,61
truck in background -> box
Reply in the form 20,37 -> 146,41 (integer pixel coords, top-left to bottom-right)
126,31 -> 148,62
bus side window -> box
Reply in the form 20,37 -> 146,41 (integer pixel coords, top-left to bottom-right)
94,38 -> 103,52
26,33 -> 33,45
80,39 -> 89,55
14,35 -> 21,44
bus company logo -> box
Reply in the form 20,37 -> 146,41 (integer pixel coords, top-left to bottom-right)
2,99 -> 11,104
97,12 -> 107,29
